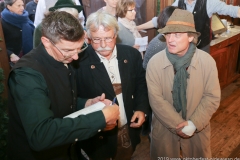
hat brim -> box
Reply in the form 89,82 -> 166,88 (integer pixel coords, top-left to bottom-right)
49,5 -> 83,13
158,25 -> 201,37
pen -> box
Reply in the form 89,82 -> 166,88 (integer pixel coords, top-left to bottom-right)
111,97 -> 117,105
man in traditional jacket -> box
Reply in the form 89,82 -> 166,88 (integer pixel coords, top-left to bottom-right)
75,11 -> 150,160
7,11 -> 119,160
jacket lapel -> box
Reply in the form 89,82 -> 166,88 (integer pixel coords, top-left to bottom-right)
116,45 -> 130,101
87,46 -> 115,97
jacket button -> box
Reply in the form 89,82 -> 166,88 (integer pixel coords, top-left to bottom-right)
91,65 -> 95,69
70,105 -> 73,109
124,60 -> 128,63
99,136 -> 103,139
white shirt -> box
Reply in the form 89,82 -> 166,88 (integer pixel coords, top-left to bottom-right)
34,0 -> 85,27
96,46 -> 128,128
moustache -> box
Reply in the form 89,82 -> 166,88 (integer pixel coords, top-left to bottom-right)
96,47 -> 113,52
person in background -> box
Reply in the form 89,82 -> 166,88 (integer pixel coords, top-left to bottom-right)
137,0 -> 240,53
141,6 -> 178,139
116,0 -> 142,57
143,6 -> 177,70
99,0 -> 119,17
33,0 -> 82,48
146,9 -> 221,158
25,0 -> 38,22
0,1 -> 5,16
75,11 -> 150,160
2,0 -> 34,65
7,11 -> 119,160
34,0 -> 85,27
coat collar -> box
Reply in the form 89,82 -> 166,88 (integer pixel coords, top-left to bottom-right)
162,48 -> 199,70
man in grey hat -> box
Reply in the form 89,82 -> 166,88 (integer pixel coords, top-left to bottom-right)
146,9 -> 221,158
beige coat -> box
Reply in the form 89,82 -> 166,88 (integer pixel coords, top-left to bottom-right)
146,48 -> 221,159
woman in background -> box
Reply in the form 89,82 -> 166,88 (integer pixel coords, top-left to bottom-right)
99,0 -> 119,17
2,0 -> 34,64
116,0 -> 142,57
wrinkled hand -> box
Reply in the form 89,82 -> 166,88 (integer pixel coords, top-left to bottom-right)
176,121 -> 191,138
85,93 -> 112,107
130,111 -> 145,128
102,104 -> 119,131
10,54 -> 20,63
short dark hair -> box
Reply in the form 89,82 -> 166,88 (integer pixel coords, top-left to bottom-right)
4,0 -> 16,7
41,11 -> 84,43
116,0 -> 135,18
157,6 -> 178,29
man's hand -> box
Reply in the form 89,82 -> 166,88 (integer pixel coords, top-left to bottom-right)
85,93 -> 111,107
102,104 -> 119,131
133,44 -> 140,50
130,111 -> 145,128
176,121 -> 191,138
10,53 -> 20,63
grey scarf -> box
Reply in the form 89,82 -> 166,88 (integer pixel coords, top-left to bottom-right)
166,43 -> 196,119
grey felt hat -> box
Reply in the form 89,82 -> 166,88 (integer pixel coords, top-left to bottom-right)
158,9 -> 201,37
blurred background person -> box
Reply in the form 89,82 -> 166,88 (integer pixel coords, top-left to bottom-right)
34,0 -> 85,27
99,0 -> 119,17
1,0 -> 34,65
33,0 -> 82,48
25,0 -> 38,22
141,6 -> 178,139
116,0 -> 142,57
0,1 -> 5,17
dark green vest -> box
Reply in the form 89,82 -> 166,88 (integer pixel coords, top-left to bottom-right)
7,44 -> 77,160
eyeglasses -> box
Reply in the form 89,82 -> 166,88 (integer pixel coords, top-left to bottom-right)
49,39 -> 88,58
91,35 -> 115,44
127,8 -> 136,13
163,33 -> 184,39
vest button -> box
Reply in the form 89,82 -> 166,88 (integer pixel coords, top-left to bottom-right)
99,136 -> 103,139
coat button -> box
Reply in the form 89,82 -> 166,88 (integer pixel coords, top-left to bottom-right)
75,138 -> 78,141
91,65 -> 95,69
124,60 -> 128,63
70,105 -> 73,109
99,136 -> 103,139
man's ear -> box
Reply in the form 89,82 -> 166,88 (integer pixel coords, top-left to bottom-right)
188,36 -> 194,43
41,37 -> 51,49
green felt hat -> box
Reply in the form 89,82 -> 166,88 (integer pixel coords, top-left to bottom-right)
49,0 -> 83,13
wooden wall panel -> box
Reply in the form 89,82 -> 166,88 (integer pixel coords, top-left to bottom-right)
0,22 -> 10,99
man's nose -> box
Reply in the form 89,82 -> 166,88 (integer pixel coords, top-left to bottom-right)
100,40 -> 107,48
72,53 -> 79,60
